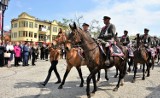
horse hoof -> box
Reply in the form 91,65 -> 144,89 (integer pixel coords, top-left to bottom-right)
87,94 -> 91,98
79,84 -> 83,87
132,79 -> 136,83
120,83 -> 124,86
142,77 -> 145,80
58,85 -> 63,89
105,77 -> 109,81
113,87 -> 118,92
147,74 -> 150,77
114,75 -> 118,78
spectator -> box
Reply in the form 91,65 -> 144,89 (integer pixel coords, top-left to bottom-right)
14,42 -> 21,66
31,43 -> 36,65
5,41 -> 14,67
45,44 -> 49,61
23,42 -> 29,66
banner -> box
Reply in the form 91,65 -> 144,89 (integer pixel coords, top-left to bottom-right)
0,11 -> 2,31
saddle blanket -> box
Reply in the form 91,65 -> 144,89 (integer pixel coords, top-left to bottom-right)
128,47 -> 134,57
147,48 -> 157,58
110,45 -> 124,57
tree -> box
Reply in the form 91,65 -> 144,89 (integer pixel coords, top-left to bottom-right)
89,19 -> 101,38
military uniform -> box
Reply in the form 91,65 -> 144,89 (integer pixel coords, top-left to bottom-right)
98,23 -> 116,41
120,34 -> 130,46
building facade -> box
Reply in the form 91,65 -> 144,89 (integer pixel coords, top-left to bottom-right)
11,12 -> 62,43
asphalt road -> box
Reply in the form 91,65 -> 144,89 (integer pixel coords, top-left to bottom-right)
0,59 -> 160,98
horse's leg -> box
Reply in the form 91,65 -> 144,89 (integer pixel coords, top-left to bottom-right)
132,62 -> 137,83
104,69 -> 109,81
142,64 -> 145,80
91,74 -> 97,94
152,57 -> 155,70
128,57 -> 133,72
86,68 -> 99,98
146,63 -> 151,77
58,66 -> 72,89
114,67 -> 118,78
76,66 -> 84,87
96,70 -> 100,82
113,62 -> 126,91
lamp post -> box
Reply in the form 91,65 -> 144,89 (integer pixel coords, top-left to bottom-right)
0,0 -> 9,45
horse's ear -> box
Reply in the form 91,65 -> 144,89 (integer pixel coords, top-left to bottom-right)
69,24 -> 73,30
73,22 -> 77,29
115,32 -> 118,36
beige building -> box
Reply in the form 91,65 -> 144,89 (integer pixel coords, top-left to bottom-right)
11,12 -> 62,43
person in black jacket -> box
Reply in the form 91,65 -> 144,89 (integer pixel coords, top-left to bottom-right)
45,44 -> 49,61
31,43 -> 36,65
40,44 -> 45,60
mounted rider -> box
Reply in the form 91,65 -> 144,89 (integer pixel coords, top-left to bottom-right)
98,16 -> 123,65
141,28 -> 151,48
77,23 -> 90,59
120,30 -> 130,46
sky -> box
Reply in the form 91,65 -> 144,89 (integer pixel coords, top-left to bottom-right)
4,0 -> 160,36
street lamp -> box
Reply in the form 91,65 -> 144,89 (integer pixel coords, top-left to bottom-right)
0,0 -> 9,45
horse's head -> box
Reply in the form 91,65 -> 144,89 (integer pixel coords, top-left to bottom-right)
68,22 -> 82,45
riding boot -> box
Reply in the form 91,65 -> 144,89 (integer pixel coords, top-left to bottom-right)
105,47 -> 110,66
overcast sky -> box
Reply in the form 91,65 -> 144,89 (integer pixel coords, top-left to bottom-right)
4,0 -> 160,36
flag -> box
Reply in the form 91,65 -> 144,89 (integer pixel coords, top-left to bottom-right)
0,11 -> 2,31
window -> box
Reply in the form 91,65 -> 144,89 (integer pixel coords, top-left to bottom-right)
25,31 -> 28,37
24,21 -> 28,27
34,33 -> 37,38
35,23 -> 38,28
14,23 -> 17,28
19,31 -> 23,37
23,31 -> 25,37
19,21 -> 28,27
48,26 -> 50,30
53,27 -> 57,32
29,31 -> 33,37
29,22 -> 33,28
14,32 -> 17,38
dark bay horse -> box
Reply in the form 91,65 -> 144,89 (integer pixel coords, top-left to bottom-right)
57,40 -> 108,89
132,34 -> 151,83
69,22 -> 128,98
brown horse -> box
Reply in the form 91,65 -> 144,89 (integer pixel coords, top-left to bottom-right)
58,39 -> 109,89
132,34 -> 151,83
69,22 -> 128,98
58,40 -> 85,89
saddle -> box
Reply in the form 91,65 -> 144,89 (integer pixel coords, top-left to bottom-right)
97,39 -> 124,58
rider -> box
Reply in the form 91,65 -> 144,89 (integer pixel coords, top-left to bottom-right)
77,23 -> 90,59
82,23 -> 90,33
141,28 -> 151,48
120,30 -> 130,46
98,16 -> 116,65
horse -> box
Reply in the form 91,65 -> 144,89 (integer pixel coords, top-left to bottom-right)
132,34 -> 151,83
57,39 -> 109,89
69,22 -> 128,98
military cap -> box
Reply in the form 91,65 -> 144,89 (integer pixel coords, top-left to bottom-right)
82,23 -> 89,27
144,28 -> 149,31
103,16 -> 111,20
124,30 -> 128,33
